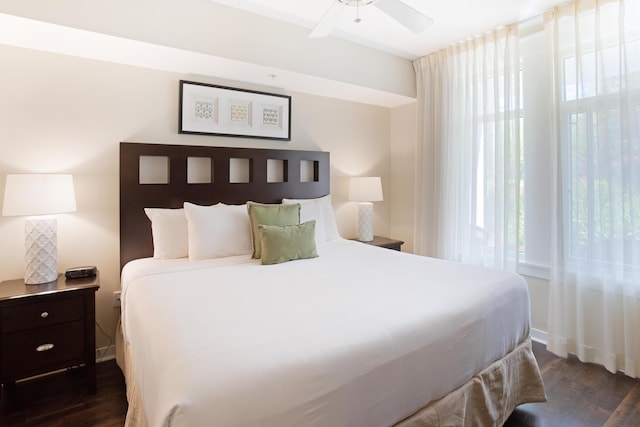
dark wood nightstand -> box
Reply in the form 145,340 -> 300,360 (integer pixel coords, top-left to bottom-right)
0,273 -> 99,395
352,236 -> 404,251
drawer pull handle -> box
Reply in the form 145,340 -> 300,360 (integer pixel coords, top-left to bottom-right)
36,343 -> 55,352
41,311 -> 49,319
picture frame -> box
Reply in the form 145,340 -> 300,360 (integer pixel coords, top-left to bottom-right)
179,80 -> 291,141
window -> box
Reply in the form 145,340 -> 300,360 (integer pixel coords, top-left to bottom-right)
519,11 -> 640,276
560,39 -> 640,266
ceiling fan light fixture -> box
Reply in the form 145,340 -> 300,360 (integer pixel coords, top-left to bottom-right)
337,0 -> 376,6
337,0 -> 376,24
310,0 -> 432,38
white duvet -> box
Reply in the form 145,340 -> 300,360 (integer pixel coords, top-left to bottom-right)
121,239 -> 531,427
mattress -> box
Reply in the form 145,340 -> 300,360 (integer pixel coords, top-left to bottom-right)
120,239 -> 534,427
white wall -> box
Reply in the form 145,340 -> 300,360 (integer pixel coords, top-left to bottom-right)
0,44 -> 393,350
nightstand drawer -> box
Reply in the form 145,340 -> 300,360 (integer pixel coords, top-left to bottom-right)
1,296 -> 84,333
2,320 -> 85,380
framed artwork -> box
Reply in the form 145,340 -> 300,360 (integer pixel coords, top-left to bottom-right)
179,80 -> 291,141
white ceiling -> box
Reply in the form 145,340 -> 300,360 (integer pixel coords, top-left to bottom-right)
208,0 -> 565,59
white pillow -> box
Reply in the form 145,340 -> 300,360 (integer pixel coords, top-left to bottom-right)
281,198 -> 324,244
144,208 -> 188,259
183,202 -> 253,260
282,195 -> 340,242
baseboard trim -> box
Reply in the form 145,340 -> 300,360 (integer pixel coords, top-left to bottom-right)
96,345 -> 116,363
531,328 -> 548,345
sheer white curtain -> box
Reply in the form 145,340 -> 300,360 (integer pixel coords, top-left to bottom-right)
413,26 -> 521,270
546,0 -> 640,377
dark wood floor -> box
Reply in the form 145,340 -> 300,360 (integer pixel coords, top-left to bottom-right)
1,342 -> 638,426
0,362 -> 127,427
504,342 -> 640,427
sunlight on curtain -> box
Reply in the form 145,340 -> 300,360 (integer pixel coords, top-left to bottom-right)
413,26 -> 521,271
546,0 -> 640,377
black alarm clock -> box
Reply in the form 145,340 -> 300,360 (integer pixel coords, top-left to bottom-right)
65,266 -> 97,279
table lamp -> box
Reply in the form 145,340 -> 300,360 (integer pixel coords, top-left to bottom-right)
2,174 -> 77,284
349,176 -> 383,242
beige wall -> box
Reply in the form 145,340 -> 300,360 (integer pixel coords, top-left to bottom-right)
0,44 -> 394,350
389,103 -> 417,254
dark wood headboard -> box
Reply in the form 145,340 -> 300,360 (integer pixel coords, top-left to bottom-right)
119,142 -> 330,269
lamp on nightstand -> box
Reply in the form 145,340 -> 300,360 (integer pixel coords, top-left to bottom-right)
349,176 -> 383,242
2,174 -> 77,284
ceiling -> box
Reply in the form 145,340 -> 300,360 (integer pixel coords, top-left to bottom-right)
208,0 -> 566,59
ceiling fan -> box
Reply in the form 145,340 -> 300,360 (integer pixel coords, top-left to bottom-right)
310,0 -> 433,38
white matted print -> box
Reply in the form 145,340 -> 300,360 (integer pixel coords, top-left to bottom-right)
179,80 -> 291,141
228,100 -> 251,125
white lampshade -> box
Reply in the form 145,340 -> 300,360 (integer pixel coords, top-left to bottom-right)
3,174 -> 76,284
3,174 -> 76,216
349,177 -> 383,242
348,177 -> 383,202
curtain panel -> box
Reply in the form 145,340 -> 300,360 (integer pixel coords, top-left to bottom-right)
413,26 -> 521,271
413,0 -> 640,378
546,0 -> 640,377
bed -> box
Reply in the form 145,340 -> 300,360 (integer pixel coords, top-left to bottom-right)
117,142 -> 546,427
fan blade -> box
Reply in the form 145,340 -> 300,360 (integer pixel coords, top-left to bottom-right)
373,0 -> 433,33
309,1 -> 345,38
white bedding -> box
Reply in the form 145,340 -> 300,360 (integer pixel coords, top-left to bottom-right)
121,239 -> 531,427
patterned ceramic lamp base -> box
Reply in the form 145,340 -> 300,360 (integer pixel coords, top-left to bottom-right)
357,202 -> 374,242
24,216 -> 58,284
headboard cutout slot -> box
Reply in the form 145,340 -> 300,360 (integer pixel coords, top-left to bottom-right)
139,155 -> 169,184
187,157 -> 212,184
229,158 -> 251,183
300,160 -> 319,183
267,159 -> 286,183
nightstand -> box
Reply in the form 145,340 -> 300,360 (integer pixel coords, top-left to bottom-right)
0,273 -> 99,395
352,236 -> 404,251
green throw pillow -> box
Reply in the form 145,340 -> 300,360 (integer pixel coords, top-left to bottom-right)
258,221 -> 318,265
247,202 -> 300,259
